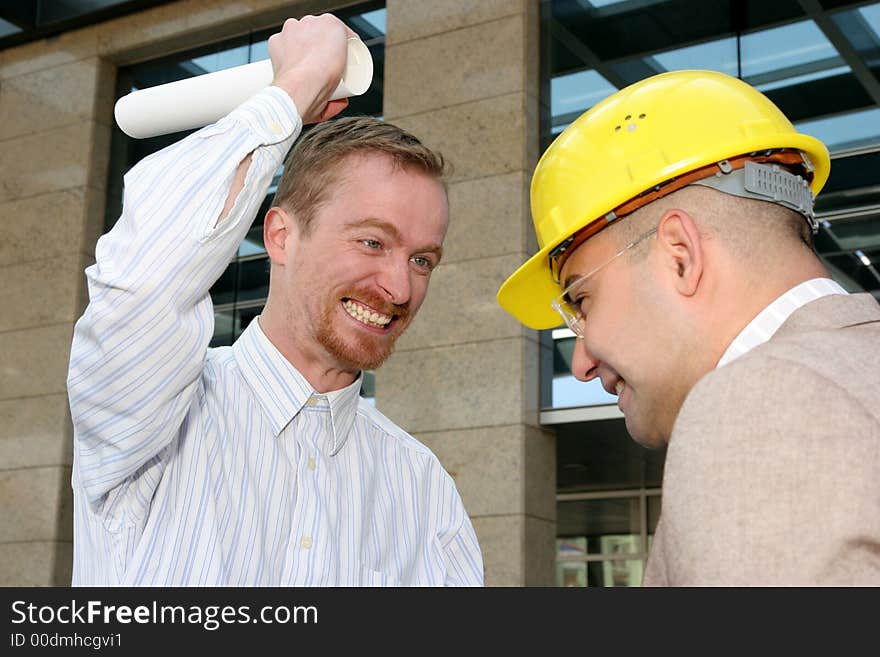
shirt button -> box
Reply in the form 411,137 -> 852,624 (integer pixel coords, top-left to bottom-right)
307,457 -> 316,471
301,536 -> 313,549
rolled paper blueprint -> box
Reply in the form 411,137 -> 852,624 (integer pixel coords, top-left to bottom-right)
115,37 -> 373,139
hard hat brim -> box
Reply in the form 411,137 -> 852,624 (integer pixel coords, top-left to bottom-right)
496,243 -> 564,330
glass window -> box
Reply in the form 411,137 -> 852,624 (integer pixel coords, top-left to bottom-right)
541,2 -> 880,585
551,69 -> 616,135
816,214 -> 880,302
556,491 -> 660,586
833,3 -> 880,68
0,1 -> 174,49
555,418 -> 666,493
558,497 -> 642,552
540,0 -> 880,410
547,330 -> 617,409
742,20 -> 845,90
210,304 -> 261,348
0,17 -> 21,39
797,107 -> 880,153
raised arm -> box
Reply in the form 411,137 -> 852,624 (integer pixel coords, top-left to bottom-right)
68,14 -> 352,515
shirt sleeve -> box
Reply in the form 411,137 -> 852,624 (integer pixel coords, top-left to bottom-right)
435,468 -> 484,586
67,86 -> 302,518
442,511 -> 485,586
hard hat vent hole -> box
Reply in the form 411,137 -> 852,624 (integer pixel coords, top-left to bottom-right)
639,113 -> 647,119
625,114 -> 632,120
614,125 -> 621,132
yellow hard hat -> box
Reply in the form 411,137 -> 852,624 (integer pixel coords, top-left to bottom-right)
497,69 -> 831,330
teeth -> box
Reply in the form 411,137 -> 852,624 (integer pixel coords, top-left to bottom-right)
614,380 -> 625,396
343,299 -> 392,328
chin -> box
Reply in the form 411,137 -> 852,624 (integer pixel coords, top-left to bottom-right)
624,417 -> 669,450
319,330 -> 397,371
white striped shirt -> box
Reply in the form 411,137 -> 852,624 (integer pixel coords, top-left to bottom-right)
67,87 -> 483,586
716,277 -> 848,369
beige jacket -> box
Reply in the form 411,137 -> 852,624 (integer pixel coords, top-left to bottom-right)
644,293 -> 880,585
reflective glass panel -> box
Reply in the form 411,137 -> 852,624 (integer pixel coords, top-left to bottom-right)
557,498 -> 641,551
237,258 -> 270,303
0,18 -> 21,38
540,0 -> 880,409
551,331 -> 618,408
551,69 -> 616,134
653,37 -> 738,76
797,107 -> 880,153
833,2 -> 880,65
741,20 -> 844,91
817,214 -> 880,302
209,262 -> 238,306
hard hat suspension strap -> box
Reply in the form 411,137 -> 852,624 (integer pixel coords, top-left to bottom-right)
548,150 -> 815,282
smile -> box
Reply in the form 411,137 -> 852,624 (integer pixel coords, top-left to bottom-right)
342,298 -> 393,328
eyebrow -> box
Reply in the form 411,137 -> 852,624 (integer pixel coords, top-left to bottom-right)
344,218 -> 444,262
562,273 -> 582,290
345,218 -> 402,240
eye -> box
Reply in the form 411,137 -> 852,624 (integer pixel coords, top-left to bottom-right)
361,238 -> 382,249
411,255 -> 433,270
569,286 -> 590,312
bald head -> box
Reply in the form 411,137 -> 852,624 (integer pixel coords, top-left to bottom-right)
607,185 -> 822,282
553,184 -> 831,447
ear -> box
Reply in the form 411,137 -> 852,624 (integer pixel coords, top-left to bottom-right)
655,209 -> 703,297
264,206 -> 292,266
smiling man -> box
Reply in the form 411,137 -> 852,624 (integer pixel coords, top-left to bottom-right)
67,14 -> 483,586
498,70 -> 880,585
259,123 -> 448,391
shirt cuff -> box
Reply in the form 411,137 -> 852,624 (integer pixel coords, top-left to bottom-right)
229,85 -> 303,148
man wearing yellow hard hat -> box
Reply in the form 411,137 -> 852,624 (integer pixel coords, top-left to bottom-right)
498,70 -> 880,585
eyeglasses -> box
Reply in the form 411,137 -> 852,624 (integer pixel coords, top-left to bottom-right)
550,227 -> 657,337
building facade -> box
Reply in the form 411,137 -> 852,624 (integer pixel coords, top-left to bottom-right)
1,0 -> 877,586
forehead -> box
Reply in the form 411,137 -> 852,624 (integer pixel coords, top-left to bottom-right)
558,228 -> 617,288
327,152 -> 449,239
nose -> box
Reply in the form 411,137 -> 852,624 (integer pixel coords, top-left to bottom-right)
571,336 -> 601,382
376,256 -> 412,306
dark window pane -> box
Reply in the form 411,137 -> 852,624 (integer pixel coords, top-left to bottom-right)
588,558 -> 643,587
818,151 -> 880,213
548,0 -> 805,70
234,305 -> 263,340
360,371 -> 376,399
647,495 -> 662,534
239,221 -> 266,258
211,308 -> 234,347
209,261 -> 238,306
556,418 -> 666,492
557,498 -> 641,549
237,258 -> 270,302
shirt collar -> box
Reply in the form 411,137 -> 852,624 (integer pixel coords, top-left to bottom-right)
716,277 -> 848,369
232,316 -> 362,455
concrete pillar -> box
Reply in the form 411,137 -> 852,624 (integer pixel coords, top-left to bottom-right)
379,0 -> 555,586
0,28 -> 114,584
